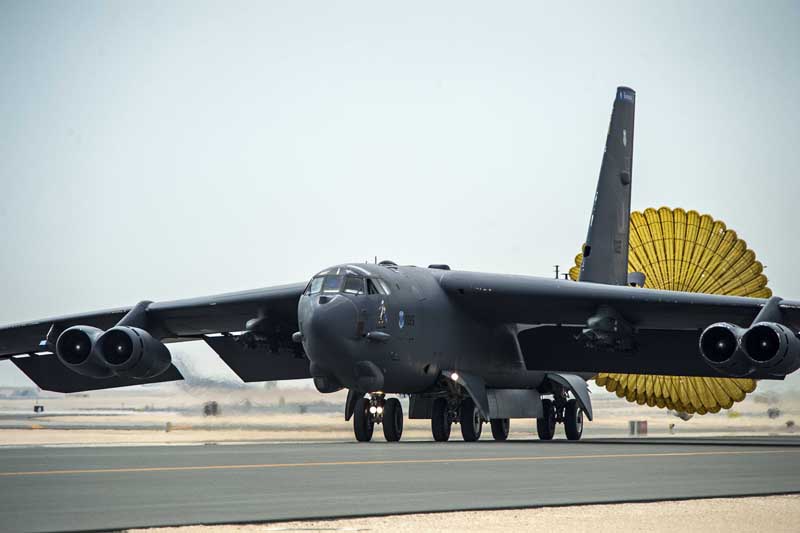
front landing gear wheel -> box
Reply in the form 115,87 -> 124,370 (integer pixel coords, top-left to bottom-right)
564,398 -> 584,441
353,397 -> 374,442
383,398 -> 403,442
490,418 -> 510,441
431,398 -> 451,442
537,399 -> 556,441
460,398 -> 483,442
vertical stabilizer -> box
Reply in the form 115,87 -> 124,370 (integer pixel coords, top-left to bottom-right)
579,86 -> 636,285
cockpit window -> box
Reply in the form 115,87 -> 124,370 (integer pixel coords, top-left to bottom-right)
343,276 -> 365,295
367,279 -> 381,295
305,270 -> 379,297
307,277 -> 324,295
366,278 -> 391,295
377,278 -> 392,294
322,275 -> 344,293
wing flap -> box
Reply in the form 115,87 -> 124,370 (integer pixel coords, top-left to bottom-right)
10,354 -> 183,393
203,335 -> 310,382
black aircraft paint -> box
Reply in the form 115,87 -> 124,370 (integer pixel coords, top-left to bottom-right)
2,87 -> 800,443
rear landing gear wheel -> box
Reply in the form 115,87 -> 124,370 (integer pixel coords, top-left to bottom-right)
460,398 -> 483,442
537,399 -> 556,441
383,398 -> 403,442
353,397 -> 374,442
431,398 -> 451,442
490,418 -> 510,441
564,398 -> 584,441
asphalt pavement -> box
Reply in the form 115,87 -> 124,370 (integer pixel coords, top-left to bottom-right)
2,437 -> 799,533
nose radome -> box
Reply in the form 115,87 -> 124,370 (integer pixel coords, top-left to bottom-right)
302,295 -> 360,371
306,295 -> 359,340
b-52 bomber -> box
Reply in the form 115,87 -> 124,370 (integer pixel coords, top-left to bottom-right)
2,87 -> 799,443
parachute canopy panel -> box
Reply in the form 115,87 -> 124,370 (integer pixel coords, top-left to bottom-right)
570,207 -> 768,414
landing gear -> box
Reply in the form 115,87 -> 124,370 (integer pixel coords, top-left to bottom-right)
564,398 -> 583,441
431,397 -> 452,442
353,396 -> 375,442
537,398 -> 556,440
460,397 -> 483,442
430,389 -> 489,442
537,393 -> 585,441
383,398 -> 404,442
353,394 -> 404,442
490,418 -> 510,441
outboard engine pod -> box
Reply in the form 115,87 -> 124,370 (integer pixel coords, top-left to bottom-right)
55,326 -> 114,378
698,322 -> 751,376
741,322 -> 800,376
95,326 -> 172,379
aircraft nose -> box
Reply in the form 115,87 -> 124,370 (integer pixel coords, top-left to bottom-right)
302,295 -> 359,365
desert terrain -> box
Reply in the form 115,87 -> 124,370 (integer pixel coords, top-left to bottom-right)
1,380 -> 798,446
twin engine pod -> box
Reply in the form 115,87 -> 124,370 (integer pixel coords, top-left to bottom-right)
699,321 -> 800,377
55,325 -> 172,380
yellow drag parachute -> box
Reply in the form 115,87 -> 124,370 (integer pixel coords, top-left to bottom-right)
569,207 -> 764,414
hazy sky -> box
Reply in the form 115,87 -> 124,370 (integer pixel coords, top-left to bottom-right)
1,1 -> 799,387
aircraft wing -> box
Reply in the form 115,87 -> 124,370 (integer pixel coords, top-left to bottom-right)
438,270 -> 800,378
0,282 -> 310,392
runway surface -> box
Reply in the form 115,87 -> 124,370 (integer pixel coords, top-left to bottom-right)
2,437 -> 800,533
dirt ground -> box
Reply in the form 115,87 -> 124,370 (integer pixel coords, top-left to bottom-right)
1,384 -> 797,446
128,495 -> 800,532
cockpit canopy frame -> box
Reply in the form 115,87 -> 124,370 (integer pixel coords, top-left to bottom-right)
304,266 -> 391,297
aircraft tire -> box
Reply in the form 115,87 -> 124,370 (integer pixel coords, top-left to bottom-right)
537,399 -> 556,441
431,398 -> 451,442
460,398 -> 483,442
383,398 -> 403,442
490,418 -> 510,441
564,398 -> 584,441
353,397 -> 374,442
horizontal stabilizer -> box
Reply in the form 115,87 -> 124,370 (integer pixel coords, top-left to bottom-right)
204,335 -> 311,382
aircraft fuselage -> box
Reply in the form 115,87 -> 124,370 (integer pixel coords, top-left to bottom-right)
297,262 -> 546,395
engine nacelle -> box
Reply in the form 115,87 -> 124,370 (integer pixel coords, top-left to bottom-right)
741,322 -> 800,376
95,326 -> 172,379
698,322 -> 752,377
55,326 -> 114,378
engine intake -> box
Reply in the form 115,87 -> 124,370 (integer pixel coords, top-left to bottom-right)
698,322 -> 751,376
95,326 -> 172,379
55,326 -> 114,378
741,322 -> 800,375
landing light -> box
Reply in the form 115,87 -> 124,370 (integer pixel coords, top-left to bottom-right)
369,406 -> 377,414
450,372 -> 459,381
376,406 -> 383,414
